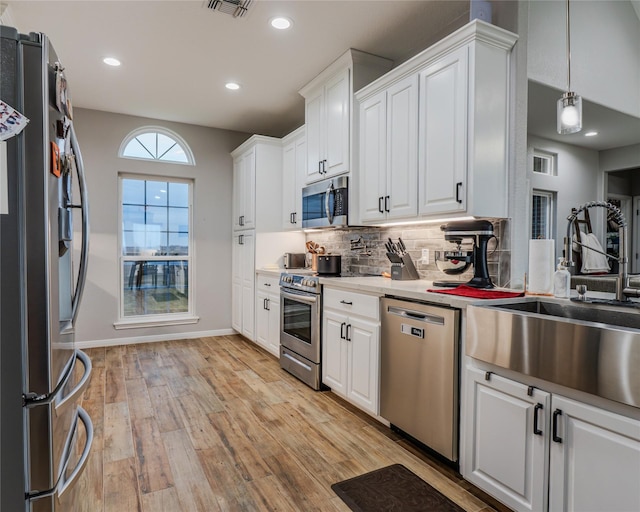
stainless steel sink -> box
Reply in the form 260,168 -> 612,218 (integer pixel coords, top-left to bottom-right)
467,299 -> 640,408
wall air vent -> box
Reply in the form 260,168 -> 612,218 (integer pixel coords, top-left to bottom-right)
204,0 -> 252,18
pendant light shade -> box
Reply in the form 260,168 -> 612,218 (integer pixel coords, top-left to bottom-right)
557,0 -> 582,134
557,91 -> 582,134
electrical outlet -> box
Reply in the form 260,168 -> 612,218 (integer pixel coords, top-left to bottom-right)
421,248 -> 429,264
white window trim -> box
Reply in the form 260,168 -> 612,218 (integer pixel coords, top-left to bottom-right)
118,126 -> 196,165
531,189 -> 555,240
532,148 -> 557,176
116,173 -> 196,327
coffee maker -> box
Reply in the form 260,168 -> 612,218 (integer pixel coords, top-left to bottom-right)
433,220 -> 495,289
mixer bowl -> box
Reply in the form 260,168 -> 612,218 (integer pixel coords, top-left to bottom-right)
434,250 -> 473,275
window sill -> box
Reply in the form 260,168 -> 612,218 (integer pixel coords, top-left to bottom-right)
114,315 -> 199,330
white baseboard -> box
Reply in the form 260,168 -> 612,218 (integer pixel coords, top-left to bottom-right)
75,328 -> 237,349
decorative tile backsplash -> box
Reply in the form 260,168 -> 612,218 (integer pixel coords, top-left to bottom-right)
306,219 -> 511,287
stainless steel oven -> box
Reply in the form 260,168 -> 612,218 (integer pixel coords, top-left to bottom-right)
279,274 -> 322,389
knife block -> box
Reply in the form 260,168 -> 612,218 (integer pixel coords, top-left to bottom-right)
391,254 -> 420,280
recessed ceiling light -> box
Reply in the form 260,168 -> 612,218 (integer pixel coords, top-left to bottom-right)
103,57 -> 121,67
270,17 -> 292,30
225,82 -> 240,90
584,131 -> 598,137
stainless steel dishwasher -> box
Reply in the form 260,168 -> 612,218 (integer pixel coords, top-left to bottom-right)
380,297 -> 460,462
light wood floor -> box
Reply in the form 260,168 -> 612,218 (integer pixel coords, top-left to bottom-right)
73,335 -> 509,512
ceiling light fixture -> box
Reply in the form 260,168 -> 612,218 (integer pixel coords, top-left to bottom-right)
270,17 -> 292,30
103,57 -> 121,67
225,82 -> 240,90
557,0 -> 582,134
584,131 -> 598,137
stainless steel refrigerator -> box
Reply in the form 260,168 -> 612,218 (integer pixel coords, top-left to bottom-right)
1,27 -> 93,511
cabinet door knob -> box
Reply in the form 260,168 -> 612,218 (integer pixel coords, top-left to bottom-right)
552,409 -> 563,443
533,403 -> 543,436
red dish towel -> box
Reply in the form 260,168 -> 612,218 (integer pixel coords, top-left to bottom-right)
427,284 -> 525,299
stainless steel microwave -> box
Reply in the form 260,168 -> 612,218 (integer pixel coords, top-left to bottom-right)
301,176 -> 348,229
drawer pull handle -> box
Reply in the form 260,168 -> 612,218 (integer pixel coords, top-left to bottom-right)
340,322 -> 346,339
340,300 -> 353,305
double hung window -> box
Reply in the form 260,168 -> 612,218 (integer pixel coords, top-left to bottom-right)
119,175 -> 193,321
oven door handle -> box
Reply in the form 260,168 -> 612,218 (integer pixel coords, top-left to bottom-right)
281,288 -> 318,305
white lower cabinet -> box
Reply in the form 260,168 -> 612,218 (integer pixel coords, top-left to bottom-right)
322,288 -> 380,415
255,275 -> 281,357
231,231 -> 255,340
464,367 -> 640,512
548,395 -> 640,512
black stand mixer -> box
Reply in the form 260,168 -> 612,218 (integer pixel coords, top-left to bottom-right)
433,220 -> 496,289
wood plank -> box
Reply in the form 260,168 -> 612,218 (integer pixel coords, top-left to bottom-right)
104,457 -> 141,512
105,367 -> 127,404
125,377 -> 154,421
161,429 -> 221,512
140,487 -> 182,512
147,384 -> 184,433
103,401 -> 134,463
131,417 -> 174,494
123,352 -> 143,380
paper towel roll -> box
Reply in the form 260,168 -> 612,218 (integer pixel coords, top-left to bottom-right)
528,239 -> 555,295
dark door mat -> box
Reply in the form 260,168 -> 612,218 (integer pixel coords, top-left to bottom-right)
331,464 -> 465,512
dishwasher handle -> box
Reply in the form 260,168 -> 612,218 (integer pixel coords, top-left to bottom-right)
386,306 -> 445,326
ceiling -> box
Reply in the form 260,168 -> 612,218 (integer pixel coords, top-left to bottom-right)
4,1 -> 639,151
527,81 -> 640,152
5,0 -> 470,137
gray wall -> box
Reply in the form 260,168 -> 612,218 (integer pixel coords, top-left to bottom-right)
72,108 -> 249,345
528,135 -> 602,254
527,0 -> 640,118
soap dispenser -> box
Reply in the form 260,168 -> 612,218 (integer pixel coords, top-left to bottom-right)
553,257 -> 571,298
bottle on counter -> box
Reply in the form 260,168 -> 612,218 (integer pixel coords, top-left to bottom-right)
553,257 -> 571,298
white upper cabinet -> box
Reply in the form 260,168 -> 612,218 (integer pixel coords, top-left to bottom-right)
231,135 -> 283,233
281,126 -> 305,230
299,49 -> 393,185
418,46 -> 467,216
359,74 -> 419,222
232,147 -> 256,230
355,20 -> 518,222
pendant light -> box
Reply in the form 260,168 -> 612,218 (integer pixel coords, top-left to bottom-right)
557,0 -> 582,134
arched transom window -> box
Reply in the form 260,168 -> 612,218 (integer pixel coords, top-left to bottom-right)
119,126 -> 195,165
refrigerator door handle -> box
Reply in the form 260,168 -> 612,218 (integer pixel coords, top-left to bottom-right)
23,350 -> 77,408
69,123 -> 90,326
25,406 -> 94,502
55,349 -> 93,414
57,406 -> 94,497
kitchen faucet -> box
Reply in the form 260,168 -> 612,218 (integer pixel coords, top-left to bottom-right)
564,201 -> 640,302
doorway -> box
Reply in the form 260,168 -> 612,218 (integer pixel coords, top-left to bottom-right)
606,169 -> 640,274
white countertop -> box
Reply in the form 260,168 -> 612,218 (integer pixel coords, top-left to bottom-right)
256,268 -> 528,309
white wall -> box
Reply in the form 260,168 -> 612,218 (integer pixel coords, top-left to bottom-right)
72,108 -> 250,345
527,0 -> 640,118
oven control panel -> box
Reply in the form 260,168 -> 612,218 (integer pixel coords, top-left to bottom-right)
279,273 -> 320,294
